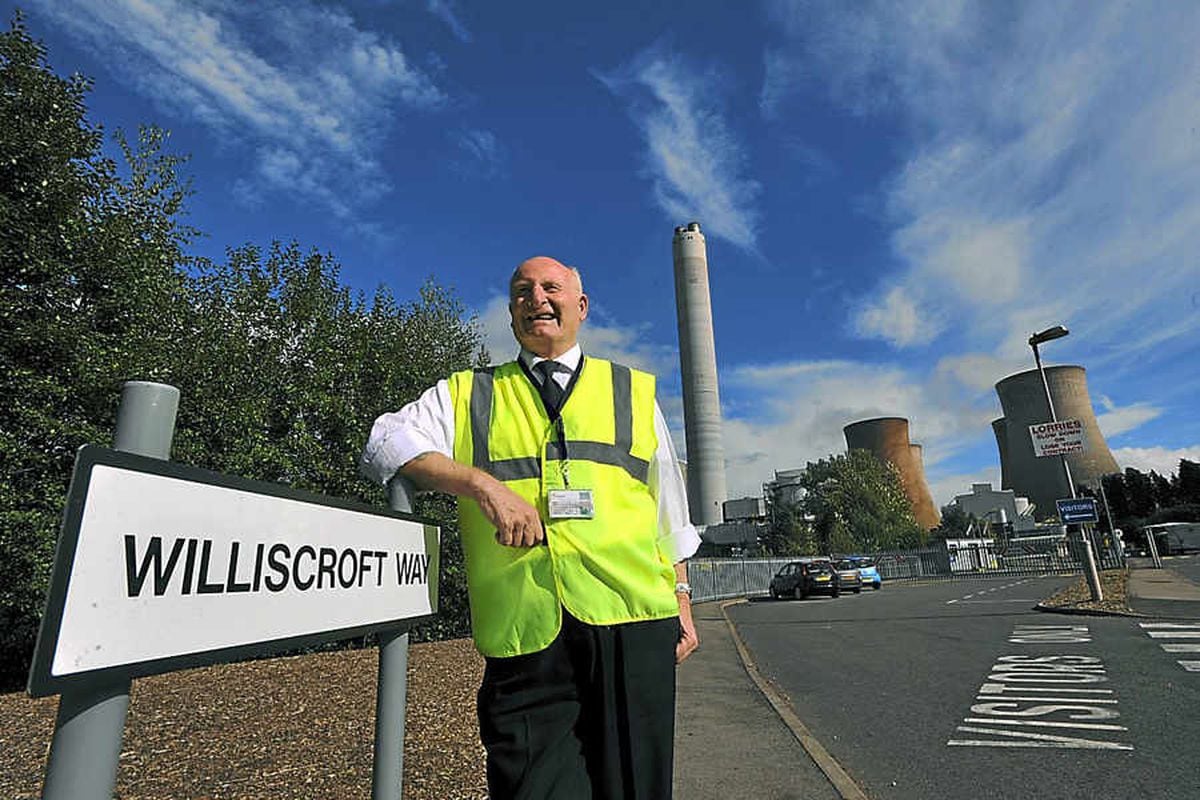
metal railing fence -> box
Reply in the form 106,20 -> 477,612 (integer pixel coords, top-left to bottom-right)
688,538 -> 1124,605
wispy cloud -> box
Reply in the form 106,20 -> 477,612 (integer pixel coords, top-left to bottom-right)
1096,397 -> 1162,439
450,128 -> 506,180
427,0 -> 473,43
764,0 -> 1200,373
596,45 -> 761,251
39,0 -> 446,217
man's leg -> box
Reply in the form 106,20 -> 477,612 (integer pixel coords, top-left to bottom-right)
570,613 -> 679,800
477,631 -> 592,800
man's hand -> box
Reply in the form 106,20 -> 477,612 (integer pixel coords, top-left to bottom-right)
477,478 -> 545,547
675,592 -> 699,663
400,452 -> 544,547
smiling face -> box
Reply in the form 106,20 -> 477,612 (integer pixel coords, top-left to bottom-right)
508,256 -> 588,358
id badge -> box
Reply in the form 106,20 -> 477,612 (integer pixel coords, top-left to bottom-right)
548,489 -> 595,519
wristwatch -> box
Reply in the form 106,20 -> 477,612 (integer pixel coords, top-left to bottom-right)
674,581 -> 692,597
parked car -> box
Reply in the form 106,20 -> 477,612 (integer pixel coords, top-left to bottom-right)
769,559 -> 840,600
846,555 -> 882,590
834,559 -> 863,593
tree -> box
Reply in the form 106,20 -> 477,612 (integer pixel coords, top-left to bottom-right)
1177,459 -> 1200,506
0,16 -> 486,685
1,14 -> 193,687
933,504 -> 974,540
1123,467 -> 1156,519
760,496 -> 815,556
795,450 -> 926,554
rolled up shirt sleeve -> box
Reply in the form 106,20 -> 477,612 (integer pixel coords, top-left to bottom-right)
650,402 -> 702,564
359,380 -> 455,486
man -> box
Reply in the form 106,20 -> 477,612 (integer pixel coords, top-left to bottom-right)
360,256 -> 700,799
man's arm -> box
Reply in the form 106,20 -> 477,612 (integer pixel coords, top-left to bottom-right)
400,452 -> 546,548
649,401 -> 702,663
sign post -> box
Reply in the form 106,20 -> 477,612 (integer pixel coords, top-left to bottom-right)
31,383 -> 438,798
41,381 -> 180,800
1029,419 -> 1085,457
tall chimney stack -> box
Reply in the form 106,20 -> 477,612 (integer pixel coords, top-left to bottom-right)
672,222 -> 727,525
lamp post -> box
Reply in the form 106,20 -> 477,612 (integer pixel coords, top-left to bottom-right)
1029,325 -> 1104,601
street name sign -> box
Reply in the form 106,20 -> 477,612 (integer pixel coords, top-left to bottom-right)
1056,497 -> 1099,525
1029,419 -> 1086,457
28,445 -> 439,697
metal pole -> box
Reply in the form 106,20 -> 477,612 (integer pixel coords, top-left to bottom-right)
372,475 -> 418,800
42,381 -> 179,800
1032,342 -> 1102,601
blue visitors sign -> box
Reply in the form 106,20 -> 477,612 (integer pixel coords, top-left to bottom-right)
1056,497 -> 1099,524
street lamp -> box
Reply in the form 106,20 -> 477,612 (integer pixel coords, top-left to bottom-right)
1028,325 -> 1104,601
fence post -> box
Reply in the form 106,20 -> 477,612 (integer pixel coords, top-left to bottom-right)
41,381 -> 179,800
372,476 -> 419,800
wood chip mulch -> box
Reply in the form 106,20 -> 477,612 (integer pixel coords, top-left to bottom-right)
0,638 -> 488,799
1037,568 -> 1136,615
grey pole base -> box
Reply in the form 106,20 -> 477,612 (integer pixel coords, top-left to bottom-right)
41,381 -> 179,800
42,681 -> 131,800
372,474 -> 419,800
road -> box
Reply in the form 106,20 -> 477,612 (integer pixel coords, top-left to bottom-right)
728,570 -> 1200,799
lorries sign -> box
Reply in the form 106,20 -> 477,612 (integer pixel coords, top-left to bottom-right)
29,446 -> 438,697
1029,419 -> 1086,457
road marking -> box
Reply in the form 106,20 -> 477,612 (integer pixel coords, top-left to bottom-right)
1137,622 -> 1200,672
949,726 -> 1134,750
947,579 -> 1033,605
962,718 -> 1126,731
1009,624 -> 1091,644
949,626 -> 1133,750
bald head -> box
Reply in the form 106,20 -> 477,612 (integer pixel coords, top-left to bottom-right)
508,256 -> 588,358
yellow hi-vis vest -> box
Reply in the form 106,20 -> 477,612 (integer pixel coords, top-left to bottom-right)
448,356 -> 678,657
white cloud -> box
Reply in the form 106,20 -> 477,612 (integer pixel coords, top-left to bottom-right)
1094,395 -> 1162,439
40,0 -> 445,217
764,0 -> 1200,373
596,46 -> 761,250
853,286 -> 936,347
1112,446 -> 1200,479
718,358 -> 996,498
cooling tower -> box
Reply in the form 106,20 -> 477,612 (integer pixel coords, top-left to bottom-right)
991,418 -> 1010,490
672,222 -> 727,526
843,417 -> 940,530
993,365 -> 1119,520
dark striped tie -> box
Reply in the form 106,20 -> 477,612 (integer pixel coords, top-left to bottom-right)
534,361 -> 567,417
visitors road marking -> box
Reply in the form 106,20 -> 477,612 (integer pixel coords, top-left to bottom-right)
948,625 -> 1132,750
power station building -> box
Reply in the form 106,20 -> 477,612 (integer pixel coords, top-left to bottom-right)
843,417 -> 940,530
993,365 -> 1119,520
672,222 -> 728,526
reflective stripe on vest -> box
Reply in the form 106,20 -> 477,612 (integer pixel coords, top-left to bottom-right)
467,362 -> 650,483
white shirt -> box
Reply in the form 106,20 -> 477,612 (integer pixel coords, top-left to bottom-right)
360,344 -> 701,563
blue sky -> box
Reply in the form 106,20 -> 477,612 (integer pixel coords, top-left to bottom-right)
14,0 -> 1200,505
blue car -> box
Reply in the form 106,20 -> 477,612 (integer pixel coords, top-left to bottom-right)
847,556 -> 882,590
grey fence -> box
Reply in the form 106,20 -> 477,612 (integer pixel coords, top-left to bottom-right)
688,535 -> 1124,605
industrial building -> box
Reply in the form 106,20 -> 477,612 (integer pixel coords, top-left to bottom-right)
843,417 -> 940,530
952,483 -> 1038,534
672,222 -> 727,526
993,366 -> 1119,520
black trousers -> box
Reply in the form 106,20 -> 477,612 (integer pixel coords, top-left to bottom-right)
476,610 -> 680,800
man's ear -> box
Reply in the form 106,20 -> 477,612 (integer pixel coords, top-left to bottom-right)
579,293 -> 589,321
